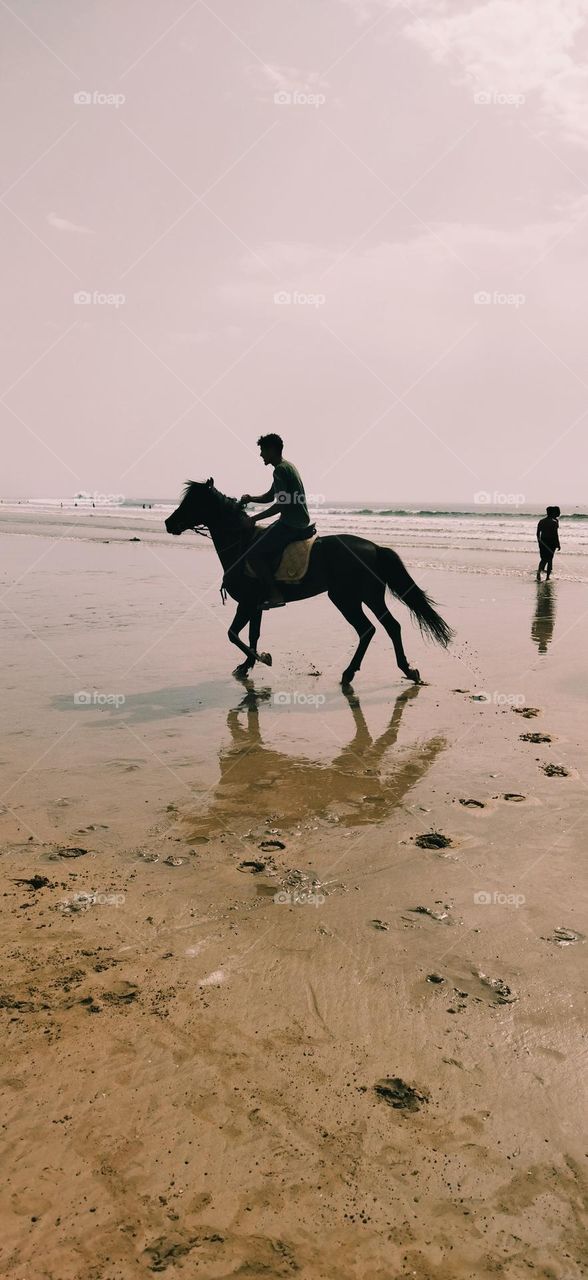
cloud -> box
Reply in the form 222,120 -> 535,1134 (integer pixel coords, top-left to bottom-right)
343,0 -> 588,147
47,212 -> 95,234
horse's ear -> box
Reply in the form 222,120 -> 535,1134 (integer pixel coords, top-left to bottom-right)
206,477 -> 214,488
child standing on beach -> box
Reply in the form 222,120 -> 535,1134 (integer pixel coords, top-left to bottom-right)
536,506 -> 561,580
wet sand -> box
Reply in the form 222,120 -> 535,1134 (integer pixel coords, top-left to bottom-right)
0,521 -> 587,1279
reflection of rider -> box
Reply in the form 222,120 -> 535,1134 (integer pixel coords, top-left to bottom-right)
240,433 -> 313,611
531,580 -> 556,654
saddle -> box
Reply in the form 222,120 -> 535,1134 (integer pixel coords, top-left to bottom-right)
245,532 -> 318,585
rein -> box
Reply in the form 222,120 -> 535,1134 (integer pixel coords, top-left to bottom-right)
191,514 -> 252,606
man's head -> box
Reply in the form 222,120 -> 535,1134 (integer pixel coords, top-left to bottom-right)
257,433 -> 283,466
546,505 -> 561,518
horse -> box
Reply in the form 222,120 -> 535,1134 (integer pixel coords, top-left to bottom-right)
165,479 -> 453,685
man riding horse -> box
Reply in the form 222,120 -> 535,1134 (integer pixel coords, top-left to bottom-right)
240,434 -> 315,609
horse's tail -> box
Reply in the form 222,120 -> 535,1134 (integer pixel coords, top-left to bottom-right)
377,547 -> 454,648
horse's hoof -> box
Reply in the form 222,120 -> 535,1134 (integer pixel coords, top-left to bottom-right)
341,670 -> 354,687
258,651 -> 272,667
233,663 -> 251,679
406,667 -> 421,684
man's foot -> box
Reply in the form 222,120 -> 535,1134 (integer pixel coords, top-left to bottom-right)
262,593 -> 285,609
536,573 -> 542,581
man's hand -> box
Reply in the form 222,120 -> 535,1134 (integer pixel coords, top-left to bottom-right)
240,494 -> 251,505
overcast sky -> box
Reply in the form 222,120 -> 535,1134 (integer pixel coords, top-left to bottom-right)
2,0 -> 588,503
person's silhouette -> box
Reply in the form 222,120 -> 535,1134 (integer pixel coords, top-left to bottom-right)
240,434 -> 314,610
536,506 -> 561,580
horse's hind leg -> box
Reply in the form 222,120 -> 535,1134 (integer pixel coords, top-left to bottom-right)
229,603 -> 272,676
328,593 -> 376,686
364,586 -> 420,682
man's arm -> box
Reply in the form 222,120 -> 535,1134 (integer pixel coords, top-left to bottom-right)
240,486 -> 274,505
250,502 -> 282,523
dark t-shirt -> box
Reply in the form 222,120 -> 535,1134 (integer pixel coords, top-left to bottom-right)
537,517 -> 560,551
273,459 -> 310,529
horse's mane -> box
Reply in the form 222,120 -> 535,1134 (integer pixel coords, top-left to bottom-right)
182,480 -> 252,525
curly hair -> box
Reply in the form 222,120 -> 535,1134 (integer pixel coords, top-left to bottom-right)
257,433 -> 283,453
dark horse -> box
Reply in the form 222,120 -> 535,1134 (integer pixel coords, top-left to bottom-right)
165,479 -> 453,685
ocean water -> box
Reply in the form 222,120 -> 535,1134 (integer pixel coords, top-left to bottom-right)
2,495 -> 587,558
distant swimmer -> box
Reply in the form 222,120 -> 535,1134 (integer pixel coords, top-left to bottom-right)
536,506 -> 561,581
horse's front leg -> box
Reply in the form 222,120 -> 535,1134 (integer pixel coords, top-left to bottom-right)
229,603 -> 272,677
248,608 -> 271,671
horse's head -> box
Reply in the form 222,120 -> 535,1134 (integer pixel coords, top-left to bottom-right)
165,478 -> 218,535
165,478 -> 250,536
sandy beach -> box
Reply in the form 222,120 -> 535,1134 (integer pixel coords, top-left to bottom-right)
1,511 -> 587,1280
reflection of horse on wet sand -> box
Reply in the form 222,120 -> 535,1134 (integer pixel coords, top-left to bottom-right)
187,683 -> 446,838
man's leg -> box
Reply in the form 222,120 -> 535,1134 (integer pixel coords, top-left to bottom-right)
545,552 -> 554,579
247,523 -> 289,608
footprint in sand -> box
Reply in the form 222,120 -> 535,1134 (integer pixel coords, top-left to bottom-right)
541,763 -> 569,777
459,798 -> 485,809
502,793 -> 526,802
414,831 -> 453,850
547,926 -> 584,946
476,971 -> 517,1004
373,1077 -> 430,1111
520,732 -> 552,744
513,706 -> 541,718
411,905 -> 452,924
